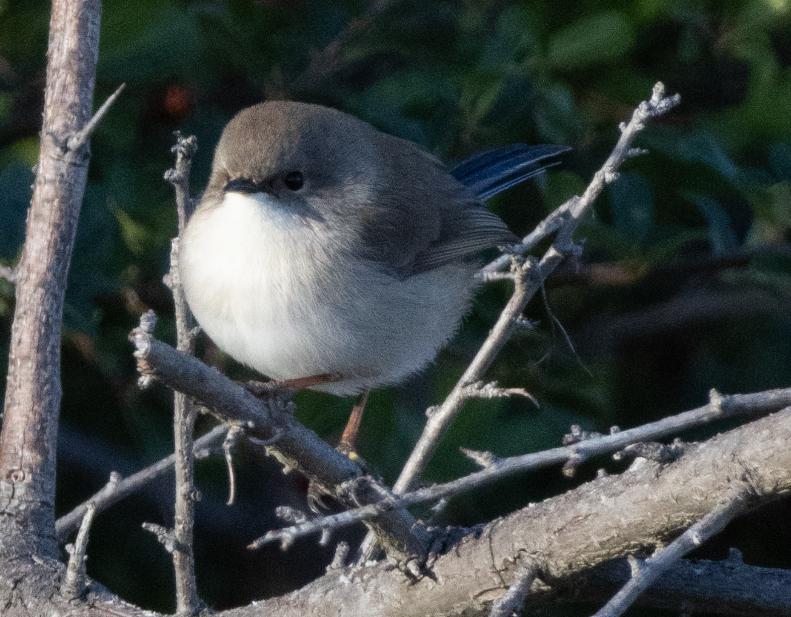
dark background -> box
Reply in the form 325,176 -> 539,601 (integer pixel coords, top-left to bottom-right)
1,0 -> 791,614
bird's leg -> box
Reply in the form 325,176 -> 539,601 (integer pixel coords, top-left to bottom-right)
245,373 -> 341,397
338,390 -> 370,455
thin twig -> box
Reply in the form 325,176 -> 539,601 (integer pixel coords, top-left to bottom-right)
592,495 -> 749,617
393,84 -> 680,500
60,504 -> 96,600
223,425 -> 245,506
165,132 -> 202,616
163,132 -> 198,233
489,561 -> 538,617
55,425 -> 226,540
253,387 -> 791,546
66,83 -> 126,152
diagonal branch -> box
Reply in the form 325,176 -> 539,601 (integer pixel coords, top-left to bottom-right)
128,314 -> 431,562
392,83 -> 681,497
358,83 -> 681,562
55,425 -> 228,541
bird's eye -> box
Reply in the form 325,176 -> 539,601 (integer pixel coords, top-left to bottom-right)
283,171 -> 304,191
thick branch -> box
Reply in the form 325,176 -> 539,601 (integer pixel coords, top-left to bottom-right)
249,407 -> 791,617
593,495 -> 749,617
0,0 -> 102,558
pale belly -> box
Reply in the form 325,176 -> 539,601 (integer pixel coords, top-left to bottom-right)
180,194 -> 477,396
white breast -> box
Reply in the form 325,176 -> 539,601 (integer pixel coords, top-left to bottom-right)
180,193 -> 477,396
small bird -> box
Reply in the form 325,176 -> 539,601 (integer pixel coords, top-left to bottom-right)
180,101 -> 566,451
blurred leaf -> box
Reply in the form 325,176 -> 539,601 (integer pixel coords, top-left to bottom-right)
683,192 -> 740,255
534,82 -> 580,144
459,71 -> 504,126
769,142 -> 791,182
641,129 -> 741,180
99,2 -> 205,82
111,202 -> 149,255
748,181 -> 791,244
608,171 -> 654,241
547,11 -> 636,69
478,5 -> 540,68
351,70 -> 458,150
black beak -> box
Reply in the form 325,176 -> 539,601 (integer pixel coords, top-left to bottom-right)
224,178 -> 264,194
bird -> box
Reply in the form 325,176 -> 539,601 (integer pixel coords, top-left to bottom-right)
180,101 -> 567,452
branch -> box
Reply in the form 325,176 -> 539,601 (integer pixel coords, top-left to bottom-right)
66,82 -> 125,152
580,553 -> 791,616
128,314 -> 431,562
55,424 -> 228,541
592,495 -> 749,617
392,83 -> 681,502
60,504 -> 96,601
251,387 -> 791,546
164,133 -> 202,616
488,560 -> 538,617
253,406 -> 791,617
0,0 -> 103,556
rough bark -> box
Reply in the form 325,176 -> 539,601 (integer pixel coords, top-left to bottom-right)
0,0 -> 101,560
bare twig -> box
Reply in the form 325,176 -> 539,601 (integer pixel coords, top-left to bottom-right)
66,82 -> 126,152
489,560 -> 538,617
327,541 -> 350,571
56,425 -> 227,541
393,84 -> 681,501
592,495 -> 749,617
60,504 -> 96,601
582,554 -> 791,616
143,522 -> 177,554
172,396 -> 202,616
255,387 -> 791,546
461,380 -> 538,406
223,425 -> 244,506
163,132 -> 198,234
164,132 -> 202,616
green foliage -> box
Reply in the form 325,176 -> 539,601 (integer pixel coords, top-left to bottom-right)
2,0 -> 791,613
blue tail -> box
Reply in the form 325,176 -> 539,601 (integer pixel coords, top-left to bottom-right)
451,144 -> 570,201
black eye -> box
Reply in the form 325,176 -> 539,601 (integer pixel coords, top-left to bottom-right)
283,171 -> 304,191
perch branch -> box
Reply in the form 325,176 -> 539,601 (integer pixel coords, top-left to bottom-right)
128,314 -> 431,561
